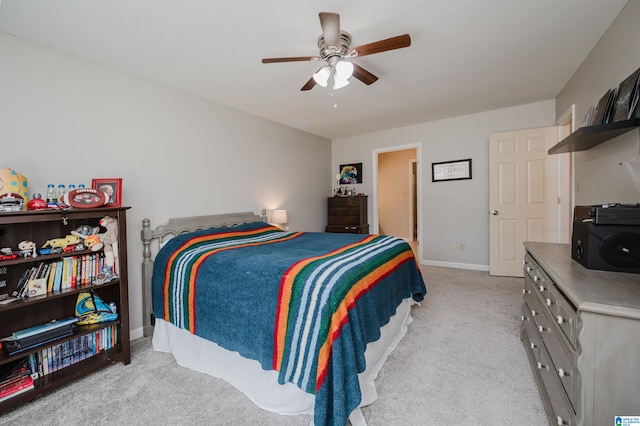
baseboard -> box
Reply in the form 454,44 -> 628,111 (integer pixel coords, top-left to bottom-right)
419,259 -> 489,272
130,327 -> 144,341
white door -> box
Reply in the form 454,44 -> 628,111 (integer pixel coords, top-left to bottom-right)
489,127 -> 559,276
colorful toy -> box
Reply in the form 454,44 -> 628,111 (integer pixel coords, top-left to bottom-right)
0,168 -> 28,211
0,247 -> 18,260
27,193 -> 47,210
41,234 -> 81,250
83,235 -> 103,252
18,240 -> 37,258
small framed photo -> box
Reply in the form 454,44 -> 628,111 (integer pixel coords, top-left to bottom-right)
92,178 -> 122,207
432,159 -> 472,182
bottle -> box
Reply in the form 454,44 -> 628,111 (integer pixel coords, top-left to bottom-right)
46,184 -> 57,203
78,184 -> 86,189
68,184 -> 76,192
57,184 -> 66,206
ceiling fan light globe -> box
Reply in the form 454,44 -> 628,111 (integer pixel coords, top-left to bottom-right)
333,78 -> 350,90
335,60 -> 354,80
313,67 -> 330,87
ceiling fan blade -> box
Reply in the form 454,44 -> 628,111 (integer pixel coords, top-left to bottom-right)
262,56 -> 316,64
301,76 -> 317,91
351,34 -> 411,57
319,12 -> 340,48
352,64 -> 379,85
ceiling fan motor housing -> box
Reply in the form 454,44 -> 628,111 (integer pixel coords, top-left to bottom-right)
317,31 -> 352,61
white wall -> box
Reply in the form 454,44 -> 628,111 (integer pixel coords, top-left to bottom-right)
332,100 -> 556,269
0,34 -> 331,338
556,0 -> 640,204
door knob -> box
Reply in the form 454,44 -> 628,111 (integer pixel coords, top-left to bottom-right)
491,210 -> 499,215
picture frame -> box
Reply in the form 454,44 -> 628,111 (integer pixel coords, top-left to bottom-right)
92,178 -> 122,207
431,159 -> 472,182
338,163 -> 363,184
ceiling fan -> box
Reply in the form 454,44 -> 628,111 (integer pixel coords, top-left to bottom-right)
261,12 -> 411,91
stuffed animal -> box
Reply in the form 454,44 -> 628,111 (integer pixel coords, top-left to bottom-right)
98,216 -> 118,272
83,235 -> 103,252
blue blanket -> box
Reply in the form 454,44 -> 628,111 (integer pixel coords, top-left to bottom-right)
152,222 -> 426,425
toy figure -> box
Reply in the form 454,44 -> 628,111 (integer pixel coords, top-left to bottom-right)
18,240 -> 37,258
41,234 -> 81,250
98,216 -> 118,273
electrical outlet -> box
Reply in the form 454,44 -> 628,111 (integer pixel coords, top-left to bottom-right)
458,242 -> 465,250
450,242 -> 457,250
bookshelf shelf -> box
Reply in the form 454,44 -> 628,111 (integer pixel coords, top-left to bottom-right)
0,207 -> 130,412
548,117 -> 639,155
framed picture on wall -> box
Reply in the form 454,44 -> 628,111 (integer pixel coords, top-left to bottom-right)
339,163 -> 363,184
92,178 -> 123,207
432,159 -> 472,182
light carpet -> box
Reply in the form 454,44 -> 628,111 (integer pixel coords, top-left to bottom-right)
0,266 -> 547,425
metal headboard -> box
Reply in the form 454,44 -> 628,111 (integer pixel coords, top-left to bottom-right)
140,211 -> 265,337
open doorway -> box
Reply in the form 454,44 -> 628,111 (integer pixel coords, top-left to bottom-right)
372,144 -> 422,260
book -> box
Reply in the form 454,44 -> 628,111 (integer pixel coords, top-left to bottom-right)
11,269 -> 32,298
53,260 -> 63,292
0,358 -> 34,402
47,261 -> 57,293
612,67 -> 640,122
0,376 -> 33,402
27,278 -> 47,297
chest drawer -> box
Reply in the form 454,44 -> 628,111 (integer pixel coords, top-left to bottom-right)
546,284 -> 578,348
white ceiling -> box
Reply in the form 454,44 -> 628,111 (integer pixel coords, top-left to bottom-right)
0,0 -> 628,139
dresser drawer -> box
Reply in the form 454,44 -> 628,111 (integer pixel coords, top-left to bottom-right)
538,344 -> 576,426
546,284 -> 578,349
328,196 -> 363,207
542,316 -> 578,408
521,302 -> 541,362
325,224 -> 369,234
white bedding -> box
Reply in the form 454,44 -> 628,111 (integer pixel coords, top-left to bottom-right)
152,297 -> 416,425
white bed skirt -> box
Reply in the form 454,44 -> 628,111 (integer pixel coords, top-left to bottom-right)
152,298 -> 416,424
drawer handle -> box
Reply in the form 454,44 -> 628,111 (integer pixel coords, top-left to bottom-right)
557,368 -> 570,378
538,285 -> 545,292
538,325 -> 548,333
526,266 -> 531,271
530,310 -> 537,317
530,342 -> 537,349
533,275 -> 539,282
557,416 -> 568,425
556,315 -> 565,325
546,298 -> 553,306
522,288 -> 531,294
520,315 -> 528,321
537,361 -> 548,370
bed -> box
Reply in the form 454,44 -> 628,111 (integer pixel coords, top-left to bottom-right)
141,212 -> 426,426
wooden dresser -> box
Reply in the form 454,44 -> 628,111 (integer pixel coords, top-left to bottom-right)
521,242 -> 640,426
326,196 -> 369,234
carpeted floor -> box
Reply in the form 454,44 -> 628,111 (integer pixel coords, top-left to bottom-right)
0,266 -> 547,425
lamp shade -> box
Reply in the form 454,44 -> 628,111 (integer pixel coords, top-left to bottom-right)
335,60 -> 354,80
271,209 -> 288,224
312,67 -> 330,87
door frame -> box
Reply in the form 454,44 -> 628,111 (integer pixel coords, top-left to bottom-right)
556,104 -> 575,244
372,143 -> 423,260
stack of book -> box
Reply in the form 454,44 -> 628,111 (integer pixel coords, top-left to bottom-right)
11,253 -> 107,299
0,358 -> 34,403
28,325 -> 117,377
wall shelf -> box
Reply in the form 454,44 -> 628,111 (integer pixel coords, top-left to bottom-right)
548,117 -> 639,155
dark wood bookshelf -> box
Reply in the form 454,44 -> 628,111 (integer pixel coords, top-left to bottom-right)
0,207 -> 130,412
548,118 -> 639,155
